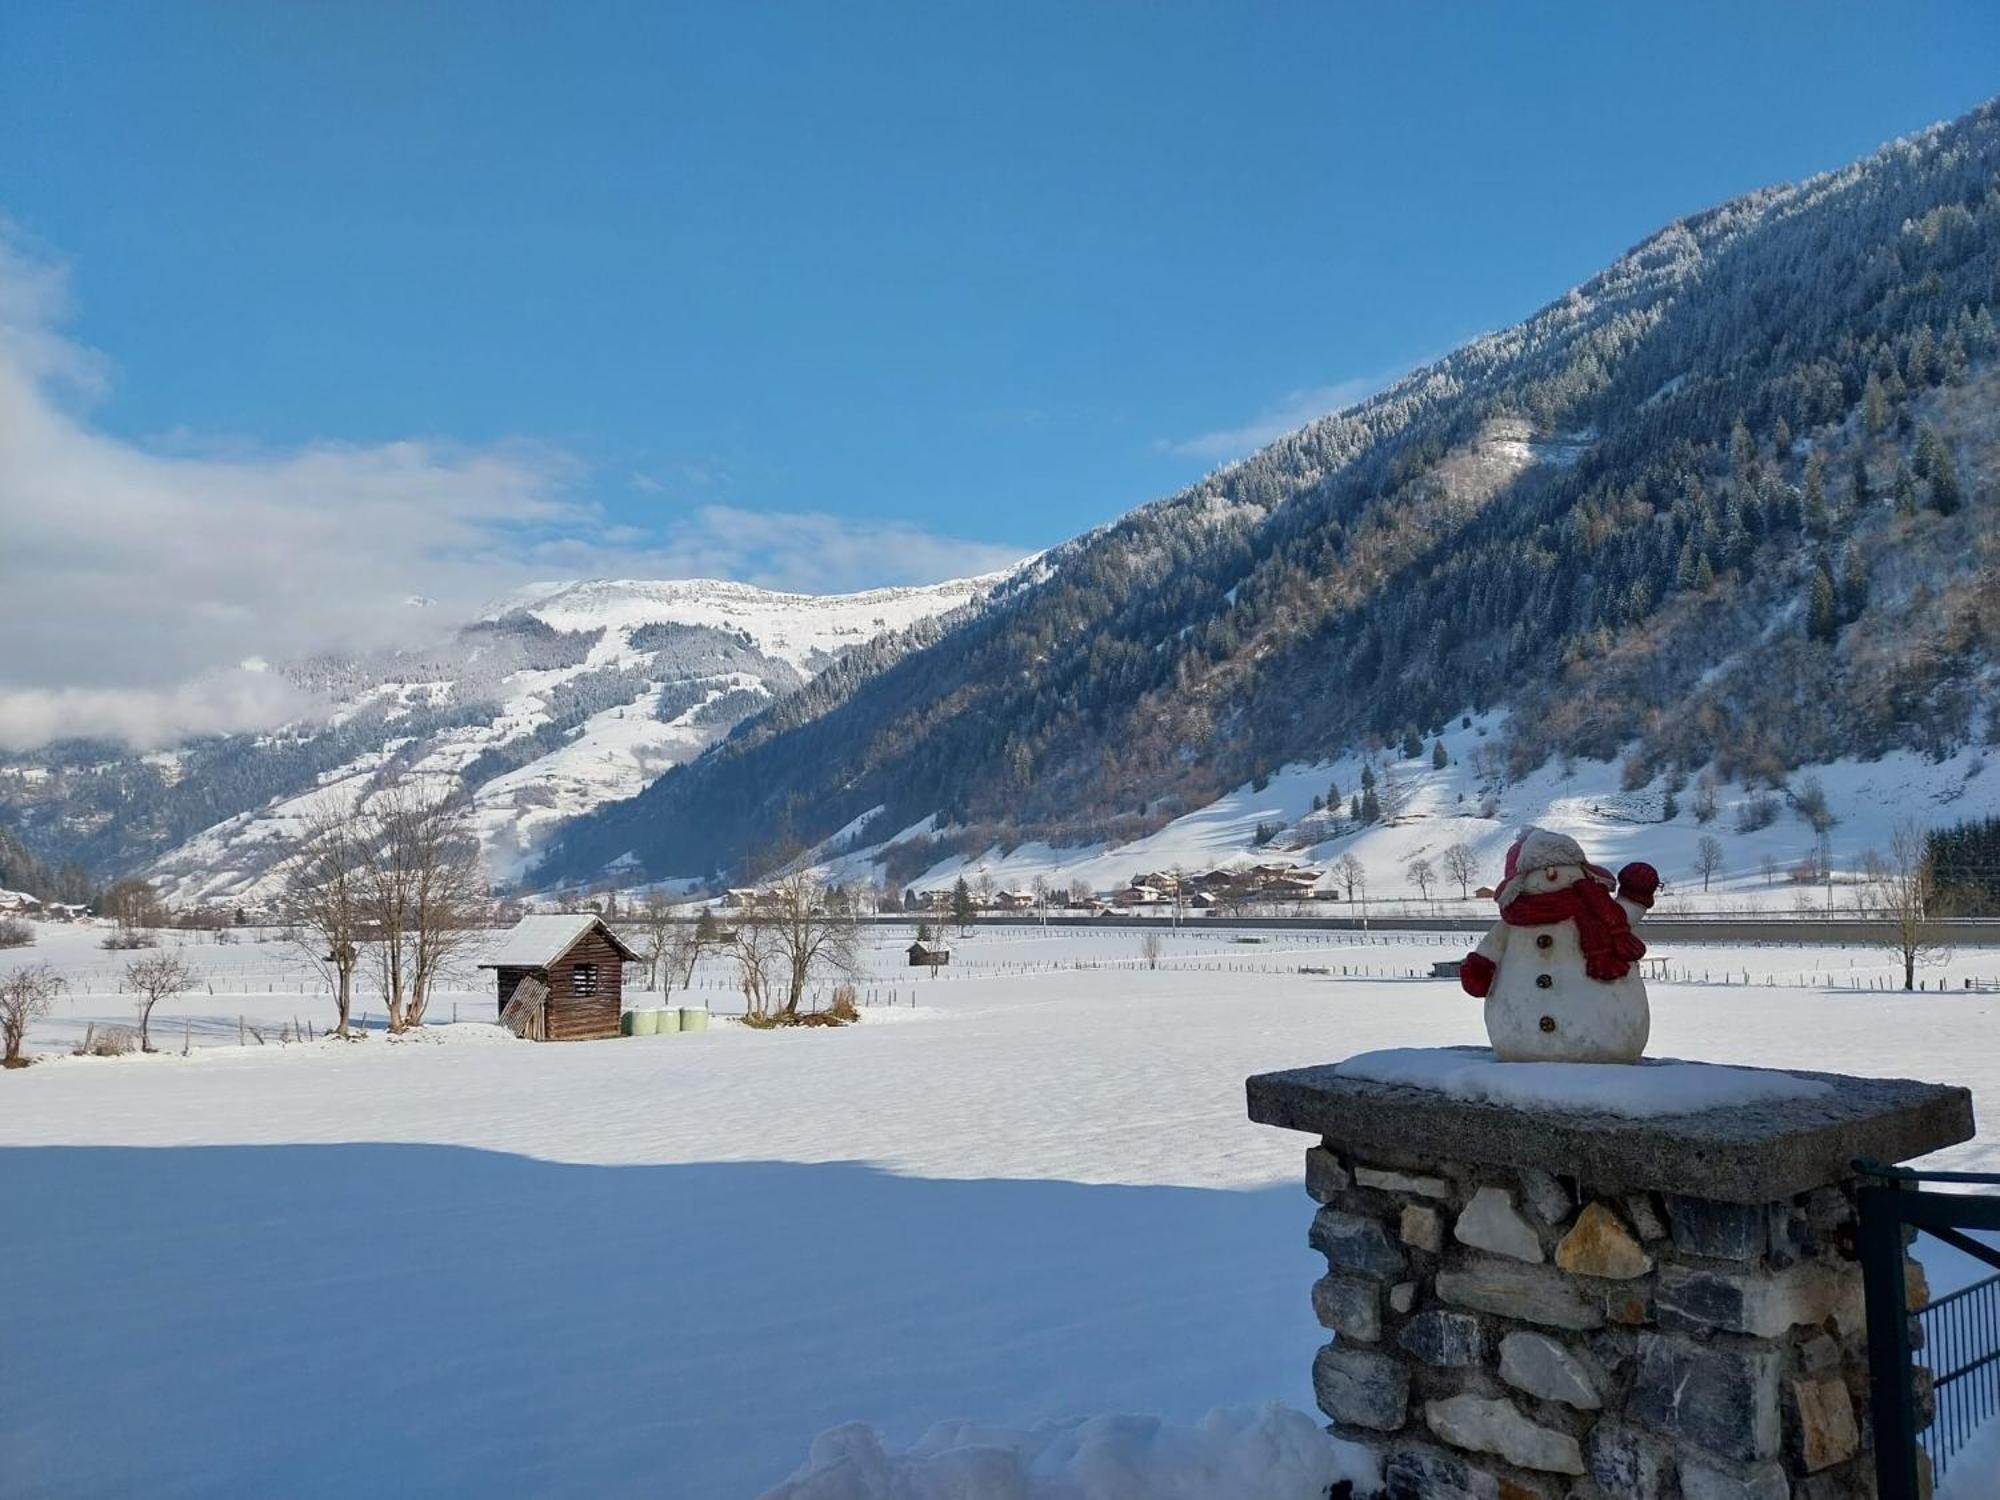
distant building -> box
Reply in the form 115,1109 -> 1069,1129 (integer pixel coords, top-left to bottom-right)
908,939 -> 951,968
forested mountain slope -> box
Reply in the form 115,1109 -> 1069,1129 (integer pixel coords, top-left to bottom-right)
538,99 -> 2000,888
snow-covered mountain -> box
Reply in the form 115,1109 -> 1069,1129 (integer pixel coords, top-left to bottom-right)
3,573 -> 1012,906
535,98 -> 2000,894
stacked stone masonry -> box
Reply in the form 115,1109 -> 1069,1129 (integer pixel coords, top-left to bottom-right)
1301,1143 -> 1928,1499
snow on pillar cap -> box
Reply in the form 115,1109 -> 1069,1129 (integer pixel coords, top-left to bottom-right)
1496,826 -> 1614,908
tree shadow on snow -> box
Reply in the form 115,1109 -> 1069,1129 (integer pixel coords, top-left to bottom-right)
1,1146 -> 1320,1500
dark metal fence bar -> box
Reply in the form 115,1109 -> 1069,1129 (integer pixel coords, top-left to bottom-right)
1859,1165 -> 2000,1496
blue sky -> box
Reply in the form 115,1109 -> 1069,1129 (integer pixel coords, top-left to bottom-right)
2,3 -> 1999,735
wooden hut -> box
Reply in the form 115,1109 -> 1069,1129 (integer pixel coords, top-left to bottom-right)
907,939 -> 950,969
479,914 -> 640,1042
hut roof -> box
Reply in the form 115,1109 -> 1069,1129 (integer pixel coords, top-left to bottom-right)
478,913 -> 640,969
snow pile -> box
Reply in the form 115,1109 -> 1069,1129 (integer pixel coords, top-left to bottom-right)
758,1404 -> 1377,1500
1333,1046 -> 1835,1117
1939,1420 -> 2000,1499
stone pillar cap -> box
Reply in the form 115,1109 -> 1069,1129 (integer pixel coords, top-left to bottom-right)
1247,1047 -> 1973,1202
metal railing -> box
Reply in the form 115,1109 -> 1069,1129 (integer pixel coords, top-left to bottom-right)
1922,1270 -> 2000,1482
1858,1162 -> 2000,1497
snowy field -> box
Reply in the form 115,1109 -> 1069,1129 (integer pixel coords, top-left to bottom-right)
4,922 -> 2000,1497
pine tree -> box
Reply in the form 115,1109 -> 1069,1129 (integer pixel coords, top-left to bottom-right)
1676,540 -> 1699,590
1401,727 -> 1423,759
1360,786 -> 1381,823
1849,451 -> 1872,505
1431,739 -> 1449,770
1906,324 -> 1937,387
1806,560 -> 1839,642
1695,553 -> 1717,592
1349,793 -> 1362,823
1772,414 -> 1793,460
1803,451 -> 1830,537
1729,417 -> 1756,484
1894,462 -> 1918,517
1863,372 -> 1891,436
1839,550 -> 1869,621
1929,441 -> 1962,515
1914,424 -> 1943,481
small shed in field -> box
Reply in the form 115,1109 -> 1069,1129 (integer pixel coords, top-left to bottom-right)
480,914 -> 640,1041
907,939 -> 951,969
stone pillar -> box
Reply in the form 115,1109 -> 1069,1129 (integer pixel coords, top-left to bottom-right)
1247,1060 -> 1974,1499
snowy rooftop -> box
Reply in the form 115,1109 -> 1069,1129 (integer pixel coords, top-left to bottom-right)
1248,1045 -> 1973,1203
478,914 -> 626,969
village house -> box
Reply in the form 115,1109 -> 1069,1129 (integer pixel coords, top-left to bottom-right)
478,913 -> 640,1042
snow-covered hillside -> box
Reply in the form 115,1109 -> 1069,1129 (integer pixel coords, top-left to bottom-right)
825,711 -> 2000,913
143,573 -> 1011,905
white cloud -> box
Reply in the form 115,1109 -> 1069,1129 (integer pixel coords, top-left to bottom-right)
1161,372 -> 1402,464
0,229 -> 1027,750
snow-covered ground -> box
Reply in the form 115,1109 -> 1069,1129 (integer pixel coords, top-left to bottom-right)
833,711 -> 2000,917
4,922 -> 1998,1497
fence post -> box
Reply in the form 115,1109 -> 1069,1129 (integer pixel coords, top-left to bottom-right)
1859,1179 -> 1920,1500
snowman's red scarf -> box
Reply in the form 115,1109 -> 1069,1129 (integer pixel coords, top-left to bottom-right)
1502,880 -> 1646,982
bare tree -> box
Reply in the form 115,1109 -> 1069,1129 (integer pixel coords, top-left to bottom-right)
752,872 -> 861,1018
1692,771 -> 1720,824
729,910 -> 782,1018
1141,931 -> 1163,970
1859,821 -> 1946,991
1442,843 -> 1478,900
1,964 -> 64,1066
1693,835 -> 1726,892
282,797 -> 368,1037
1335,853 -> 1367,902
364,780 -> 489,1031
1406,856 -> 1436,901
670,906 -> 724,994
635,889 -> 676,993
100,877 -> 162,933
125,951 -> 197,1053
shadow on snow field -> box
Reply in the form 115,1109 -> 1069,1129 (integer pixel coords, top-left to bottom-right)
2,1147 -> 1318,1500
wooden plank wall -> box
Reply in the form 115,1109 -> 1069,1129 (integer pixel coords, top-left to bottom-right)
543,926 -> 625,1042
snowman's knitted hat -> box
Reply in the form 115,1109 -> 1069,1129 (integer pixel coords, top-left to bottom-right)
1495,827 -> 1616,908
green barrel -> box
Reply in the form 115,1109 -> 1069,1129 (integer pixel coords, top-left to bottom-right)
655,1007 -> 682,1034
620,1010 -> 638,1036
630,1007 -> 661,1037
678,1007 -> 710,1034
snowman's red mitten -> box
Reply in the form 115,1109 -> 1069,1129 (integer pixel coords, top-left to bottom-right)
1617,862 -> 1660,909
1459,952 -> 1496,997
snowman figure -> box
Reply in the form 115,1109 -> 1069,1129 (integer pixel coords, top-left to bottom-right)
1458,828 -> 1660,1063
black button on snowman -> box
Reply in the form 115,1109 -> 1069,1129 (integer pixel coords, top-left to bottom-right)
1458,827 -> 1660,1063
